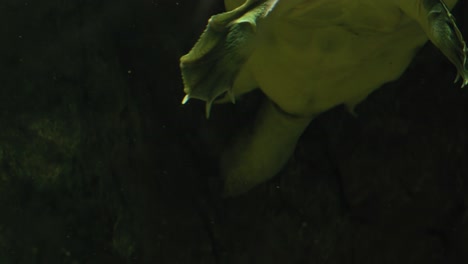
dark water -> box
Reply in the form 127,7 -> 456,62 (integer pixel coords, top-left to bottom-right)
0,1 -> 467,263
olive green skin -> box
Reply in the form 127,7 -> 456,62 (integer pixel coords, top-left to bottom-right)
181,0 -> 466,196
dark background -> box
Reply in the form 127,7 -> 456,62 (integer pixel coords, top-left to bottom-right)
0,0 -> 467,263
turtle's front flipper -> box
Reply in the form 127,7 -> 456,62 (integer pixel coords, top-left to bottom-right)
400,0 -> 467,86
426,0 -> 467,86
180,0 -> 279,118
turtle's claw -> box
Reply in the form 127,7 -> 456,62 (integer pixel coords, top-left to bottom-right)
182,94 -> 190,104
453,43 -> 468,88
454,72 -> 468,88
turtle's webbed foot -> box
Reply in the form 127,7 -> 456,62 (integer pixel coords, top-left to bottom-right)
425,0 -> 468,87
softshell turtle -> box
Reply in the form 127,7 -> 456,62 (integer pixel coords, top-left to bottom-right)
180,0 -> 467,196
